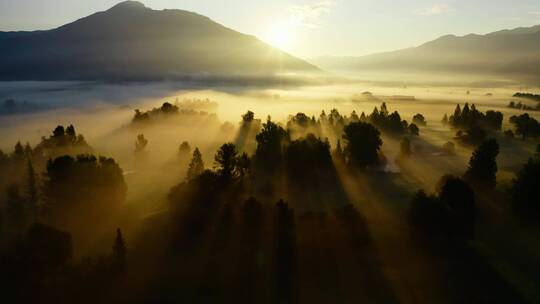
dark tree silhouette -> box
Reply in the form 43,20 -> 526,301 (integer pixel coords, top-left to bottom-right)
242,110 -> 255,123
12,141 -> 25,161
509,113 -> 540,140
42,155 -> 126,239
178,141 -> 191,158
287,112 -> 313,129
252,118 -> 290,196
132,102 -> 179,124
409,123 -> 419,136
513,92 -> 540,101
135,133 -> 148,153
187,148 -> 205,180
235,110 -> 261,154
343,122 -> 382,169
23,142 -> 32,156
235,152 -> 251,179
5,185 -> 27,231
400,137 -> 412,157
457,125 -> 487,145
23,223 -> 73,272
214,143 -> 238,181
413,114 -> 427,126
438,176 -> 476,239
485,111 -> 503,131
285,134 -> 342,208
368,103 -> 411,134
273,200 -> 296,304
52,125 -> 65,139
442,113 -> 449,125
26,159 -> 39,219
408,190 -> 447,237
113,228 -> 127,273
511,158 -> 540,222
464,139 -> 499,188
333,139 -> 345,162
409,176 -> 476,240
254,118 -> 289,165
449,103 -> 503,131
33,125 -> 92,159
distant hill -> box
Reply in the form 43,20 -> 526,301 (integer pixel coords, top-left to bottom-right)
0,1 -> 320,81
314,25 -> 540,81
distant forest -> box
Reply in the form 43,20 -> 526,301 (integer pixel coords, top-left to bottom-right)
0,100 -> 539,303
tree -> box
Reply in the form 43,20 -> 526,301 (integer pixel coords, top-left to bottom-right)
253,118 -> 289,175
409,123 -> 419,136
449,103 -> 503,132
42,155 -> 127,237
333,139 -> 345,161
23,142 -> 32,157
135,134 -> 148,153
187,148 -> 205,180
511,158 -> 540,222
442,113 -> 449,125
413,114 -> 427,126
113,228 -> 127,273
242,110 -> 255,123
408,190 -> 445,237
52,125 -> 65,138
5,185 -> 27,231
342,122 -> 382,169
256,118 -> 289,153
235,152 -> 251,179
510,113 -> 540,140
485,110 -> 503,131
287,112 -> 312,130
33,125 -> 92,158
504,130 -> 515,139
12,141 -> 25,161
66,124 -> 76,140
23,223 -> 72,272
400,137 -> 412,157
350,110 -> 360,122
409,175 -> 476,240
438,176 -> 476,239
274,199 -> 296,303
368,103 -> 409,134
214,143 -> 238,181
464,139 -> 499,188
457,125 -> 486,145
26,159 -> 39,219
178,141 -> 191,158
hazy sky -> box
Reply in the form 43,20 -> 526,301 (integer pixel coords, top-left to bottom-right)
1,0 -> 540,58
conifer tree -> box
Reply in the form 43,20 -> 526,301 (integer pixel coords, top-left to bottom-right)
464,139 -> 499,188
187,148 -> 205,179
26,159 -> 39,219
113,228 -> 127,273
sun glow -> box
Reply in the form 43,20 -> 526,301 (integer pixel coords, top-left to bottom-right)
265,21 -> 295,50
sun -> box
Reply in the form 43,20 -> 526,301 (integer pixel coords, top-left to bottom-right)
265,21 -> 294,50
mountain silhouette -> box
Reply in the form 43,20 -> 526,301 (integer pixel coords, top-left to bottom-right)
315,24 -> 540,81
0,1 -> 320,81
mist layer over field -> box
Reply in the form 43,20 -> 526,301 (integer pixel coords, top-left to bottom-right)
1,80 -> 538,194
1,80 -> 540,303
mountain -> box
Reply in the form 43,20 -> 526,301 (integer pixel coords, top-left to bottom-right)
314,25 -> 540,81
0,1 -> 320,81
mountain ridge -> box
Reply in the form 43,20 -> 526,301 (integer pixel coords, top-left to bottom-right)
0,1 -> 321,81
314,24 -> 540,81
